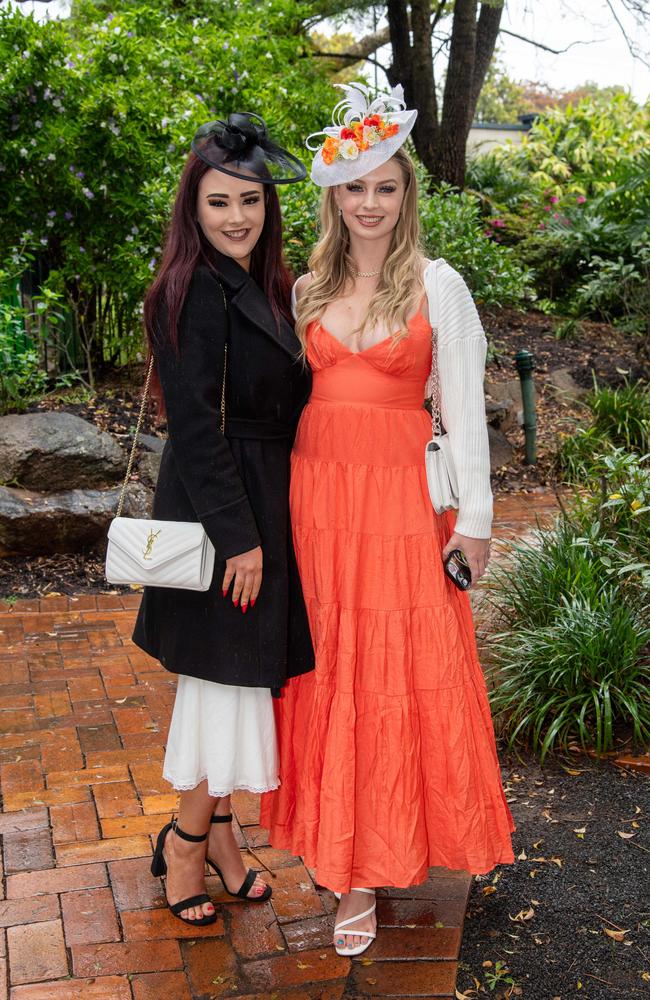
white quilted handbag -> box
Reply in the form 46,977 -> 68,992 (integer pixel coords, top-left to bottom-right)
105,282 -> 228,591
424,259 -> 459,515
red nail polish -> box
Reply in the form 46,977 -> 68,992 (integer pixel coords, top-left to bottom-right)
222,589 -> 228,598
250,598 -> 256,608
242,603 -> 248,614
233,598 -> 239,607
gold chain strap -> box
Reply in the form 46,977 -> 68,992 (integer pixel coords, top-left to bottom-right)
115,281 -> 229,518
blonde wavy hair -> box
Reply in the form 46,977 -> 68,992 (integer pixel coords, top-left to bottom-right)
295,147 -> 424,353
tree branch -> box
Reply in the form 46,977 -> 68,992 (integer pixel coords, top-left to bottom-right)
499,27 -> 603,54
311,24 -> 391,61
310,51 -> 389,73
603,0 -> 650,67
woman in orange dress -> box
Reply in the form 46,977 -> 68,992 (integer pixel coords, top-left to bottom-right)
260,84 -> 515,956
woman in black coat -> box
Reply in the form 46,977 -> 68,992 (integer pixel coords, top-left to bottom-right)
132,115 -> 314,925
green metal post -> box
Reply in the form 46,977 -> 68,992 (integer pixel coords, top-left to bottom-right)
515,349 -> 537,465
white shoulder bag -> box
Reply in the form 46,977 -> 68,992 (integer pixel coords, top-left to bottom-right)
424,259 -> 459,515
104,285 -> 229,591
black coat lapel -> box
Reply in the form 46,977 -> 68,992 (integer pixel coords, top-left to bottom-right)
213,251 -> 301,359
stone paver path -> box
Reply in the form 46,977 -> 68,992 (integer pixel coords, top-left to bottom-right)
0,492 -> 559,999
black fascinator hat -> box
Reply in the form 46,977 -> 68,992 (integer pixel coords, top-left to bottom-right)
191,112 -> 307,185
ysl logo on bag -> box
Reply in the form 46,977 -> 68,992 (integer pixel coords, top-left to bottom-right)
142,529 -> 161,560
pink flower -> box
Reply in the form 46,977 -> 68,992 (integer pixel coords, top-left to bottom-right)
543,205 -> 551,212
484,229 -> 493,237
550,195 -> 559,204
538,222 -> 546,230
576,195 -> 586,204
552,212 -> 559,219
491,218 -> 506,228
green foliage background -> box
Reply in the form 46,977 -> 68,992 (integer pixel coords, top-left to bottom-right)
0,0 -> 334,374
466,94 -> 650,332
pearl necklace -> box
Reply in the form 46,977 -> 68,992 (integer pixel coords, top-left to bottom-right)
354,268 -> 381,278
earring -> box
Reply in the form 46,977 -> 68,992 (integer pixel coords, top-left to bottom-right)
338,208 -> 342,217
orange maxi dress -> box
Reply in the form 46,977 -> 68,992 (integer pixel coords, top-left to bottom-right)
260,313 -> 515,893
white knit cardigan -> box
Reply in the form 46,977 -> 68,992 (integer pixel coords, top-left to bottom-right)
292,257 -> 493,540
424,258 -> 492,539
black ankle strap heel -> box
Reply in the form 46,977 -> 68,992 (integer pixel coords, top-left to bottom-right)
150,816 -> 216,927
207,811 -> 275,900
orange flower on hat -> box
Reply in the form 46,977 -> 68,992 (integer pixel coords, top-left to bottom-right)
322,136 -> 340,164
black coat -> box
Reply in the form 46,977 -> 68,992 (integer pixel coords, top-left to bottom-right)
132,253 -> 314,691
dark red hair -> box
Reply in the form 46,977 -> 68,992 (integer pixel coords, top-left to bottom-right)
144,152 -> 294,416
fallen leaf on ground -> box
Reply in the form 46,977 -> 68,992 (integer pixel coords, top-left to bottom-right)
509,906 -> 535,922
482,885 -> 497,895
603,927 -> 628,941
617,830 -> 636,839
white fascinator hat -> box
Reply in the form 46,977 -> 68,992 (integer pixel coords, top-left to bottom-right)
307,82 -> 418,188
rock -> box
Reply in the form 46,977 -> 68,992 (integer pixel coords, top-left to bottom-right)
138,433 -> 166,454
485,398 -> 517,433
546,367 -> 588,402
484,379 -> 522,432
0,482 -> 153,556
137,451 -> 162,489
0,412 -> 126,490
488,425 -> 514,472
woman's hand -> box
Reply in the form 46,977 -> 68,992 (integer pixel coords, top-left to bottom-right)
442,532 -> 490,589
222,546 -> 263,612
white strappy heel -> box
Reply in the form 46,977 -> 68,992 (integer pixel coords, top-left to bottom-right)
333,887 -> 377,957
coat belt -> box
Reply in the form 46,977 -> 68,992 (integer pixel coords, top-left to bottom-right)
224,418 -> 293,440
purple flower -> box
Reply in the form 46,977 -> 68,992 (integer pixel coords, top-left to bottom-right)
83,188 -> 95,199
65,211 -> 73,220
79,246 -> 85,253
484,229 -> 493,238
47,210 -> 56,217
127,31 -> 133,38
76,171 -> 85,180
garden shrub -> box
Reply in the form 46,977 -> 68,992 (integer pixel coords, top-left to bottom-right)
556,380 -> 650,481
466,95 -> 650,330
0,0 -> 334,381
487,450 -> 650,758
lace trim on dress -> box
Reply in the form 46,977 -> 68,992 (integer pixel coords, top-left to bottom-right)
163,770 -> 280,798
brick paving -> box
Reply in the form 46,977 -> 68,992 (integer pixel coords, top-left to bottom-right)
0,493 -> 562,998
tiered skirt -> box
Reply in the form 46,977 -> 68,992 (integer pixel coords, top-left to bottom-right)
261,400 -> 515,892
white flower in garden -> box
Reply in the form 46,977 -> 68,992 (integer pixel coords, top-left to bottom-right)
35,120 -> 42,128
22,50 -> 30,58
47,153 -> 56,161
19,147 -> 28,156
265,52 -> 273,59
193,35 -> 200,44
108,53 -> 118,63
126,235 -> 133,242
339,139 -> 359,160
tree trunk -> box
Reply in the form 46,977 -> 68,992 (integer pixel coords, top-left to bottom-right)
409,0 -> 439,171
385,1 -> 504,190
435,0 -> 478,188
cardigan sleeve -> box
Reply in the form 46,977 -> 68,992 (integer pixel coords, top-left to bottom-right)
434,261 -> 493,539
153,265 -> 261,561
